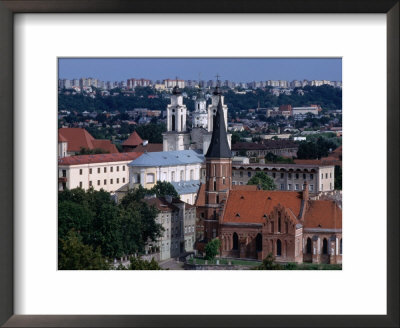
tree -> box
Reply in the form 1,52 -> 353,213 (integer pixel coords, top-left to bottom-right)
127,256 -> 162,270
149,181 -> 179,199
254,253 -> 282,270
59,230 -> 110,270
247,172 -> 276,190
58,187 -> 163,262
204,238 -> 221,260
334,165 -> 342,190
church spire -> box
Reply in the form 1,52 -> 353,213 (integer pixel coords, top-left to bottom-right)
205,95 -> 231,158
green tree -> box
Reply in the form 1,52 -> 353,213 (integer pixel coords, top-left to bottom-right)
254,253 -> 282,270
59,230 -> 110,270
128,256 -> 162,270
334,165 -> 342,190
78,147 -> 110,155
204,238 -> 221,260
149,181 -> 179,198
247,172 -> 276,190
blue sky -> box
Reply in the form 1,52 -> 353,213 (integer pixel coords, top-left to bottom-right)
58,58 -> 342,82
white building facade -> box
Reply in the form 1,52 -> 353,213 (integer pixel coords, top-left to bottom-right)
58,152 -> 143,193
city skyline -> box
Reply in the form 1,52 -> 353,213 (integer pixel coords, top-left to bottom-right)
58,58 -> 342,82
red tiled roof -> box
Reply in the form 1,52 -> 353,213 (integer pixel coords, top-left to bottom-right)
195,183 -> 206,207
232,185 -> 258,191
58,152 -> 143,166
58,131 -> 67,143
304,200 -> 342,229
92,139 -> 119,153
131,143 -> 163,153
58,128 -> 118,153
122,131 -> 143,147
223,190 -> 303,224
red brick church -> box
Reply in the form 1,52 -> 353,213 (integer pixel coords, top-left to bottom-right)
196,90 -> 342,264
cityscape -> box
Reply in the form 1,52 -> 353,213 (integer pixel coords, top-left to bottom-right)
58,58 -> 342,270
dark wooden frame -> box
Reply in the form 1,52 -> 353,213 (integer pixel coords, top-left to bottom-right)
0,1 -> 398,327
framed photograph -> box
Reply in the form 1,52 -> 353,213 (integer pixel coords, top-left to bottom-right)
0,1 -> 398,327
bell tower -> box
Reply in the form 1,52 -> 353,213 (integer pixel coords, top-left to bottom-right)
162,81 -> 190,151
203,95 -> 232,241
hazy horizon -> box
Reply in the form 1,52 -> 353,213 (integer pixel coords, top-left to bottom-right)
58,58 -> 342,82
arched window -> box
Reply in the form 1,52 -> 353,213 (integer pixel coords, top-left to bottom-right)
233,233 -> 239,250
256,233 -> 262,252
323,238 -> 328,254
340,238 -> 342,255
306,237 -> 312,254
277,239 -> 282,256
171,114 -> 176,131
278,213 -> 281,232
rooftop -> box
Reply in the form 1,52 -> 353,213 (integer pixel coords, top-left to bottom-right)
58,152 -> 143,166
128,150 -> 204,167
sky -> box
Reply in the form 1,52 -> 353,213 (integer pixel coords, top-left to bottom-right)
58,58 -> 342,82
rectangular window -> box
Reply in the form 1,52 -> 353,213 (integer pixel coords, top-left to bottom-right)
303,173 -> 306,179
62,170 -> 66,177
117,178 -> 119,184
330,182 -> 332,189
295,184 -> 299,190
123,166 -> 125,171
97,180 -> 100,186
310,174 -> 314,180
97,168 -> 100,174
310,184 -> 314,191
104,167 -> 107,173
123,178 -> 126,183
89,168 -> 92,174
190,169 -> 194,180
272,173 -> 276,178
111,167 -> 113,173
280,173 -> 284,179
110,179 -> 113,184
288,173 -> 292,179
288,184 -> 292,190
104,179 -> 107,185
280,184 -> 284,190
326,173 -> 328,179
89,181 -> 92,187
117,166 -> 119,172
321,184 -> 323,191
240,171 -> 243,177
223,177 -> 226,185
79,181 -> 82,188
321,173 -> 323,179
171,171 -> 175,182
330,172 -> 332,178
79,169 -> 82,175
248,171 -> 251,177
295,173 -> 299,179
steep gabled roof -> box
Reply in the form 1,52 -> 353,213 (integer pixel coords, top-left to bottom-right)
222,190 -> 303,224
58,128 -> 118,153
205,96 -> 231,159
122,131 -> 143,147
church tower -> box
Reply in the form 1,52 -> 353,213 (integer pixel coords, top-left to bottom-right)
192,89 -> 208,129
162,84 -> 190,151
203,95 -> 232,241
207,85 -> 228,132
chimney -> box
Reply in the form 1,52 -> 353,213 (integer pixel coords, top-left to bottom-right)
302,181 -> 309,200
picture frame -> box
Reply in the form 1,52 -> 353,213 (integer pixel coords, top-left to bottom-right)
0,0 -> 398,327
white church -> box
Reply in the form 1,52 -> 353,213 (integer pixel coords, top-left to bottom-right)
162,84 -> 231,154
